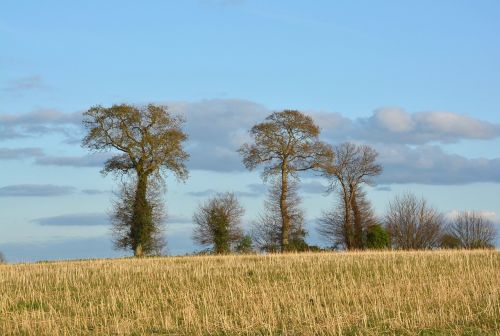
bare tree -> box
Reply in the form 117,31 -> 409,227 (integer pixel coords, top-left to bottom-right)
111,179 -> 166,256
385,193 -> 444,249
318,188 -> 377,249
446,211 -> 497,249
253,179 -> 307,252
239,110 -> 333,251
322,142 -> 382,249
192,192 -> 245,254
83,104 -> 189,257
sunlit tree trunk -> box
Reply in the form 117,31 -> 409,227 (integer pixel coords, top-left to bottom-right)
351,186 -> 364,249
280,163 -> 290,252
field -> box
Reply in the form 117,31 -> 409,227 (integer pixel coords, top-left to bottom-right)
0,250 -> 499,335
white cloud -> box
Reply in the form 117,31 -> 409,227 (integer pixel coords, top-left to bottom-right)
352,108 -> 500,144
376,144 -> 500,185
372,108 -> 415,133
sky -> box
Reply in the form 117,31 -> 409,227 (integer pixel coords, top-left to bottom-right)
1,0 -> 500,262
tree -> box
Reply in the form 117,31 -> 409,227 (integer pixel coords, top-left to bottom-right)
252,179 -> 307,252
446,211 -> 497,249
385,193 -> 444,250
0,251 -> 5,264
192,192 -> 245,254
239,110 -> 333,251
236,235 -> 254,254
365,224 -> 391,249
110,179 -> 166,255
318,188 -> 377,249
321,143 -> 382,249
440,234 -> 461,249
83,104 -> 189,257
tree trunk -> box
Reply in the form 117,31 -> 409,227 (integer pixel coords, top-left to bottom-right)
343,189 -> 354,250
280,164 -> 290,252
132,172 -> 149,257
351,187 -> 363,249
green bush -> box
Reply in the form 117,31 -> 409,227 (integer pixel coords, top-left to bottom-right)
236,235 -> 254,254
365,224 -> 391,249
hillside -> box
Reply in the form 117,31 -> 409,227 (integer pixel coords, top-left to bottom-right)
0,250 -> 499,335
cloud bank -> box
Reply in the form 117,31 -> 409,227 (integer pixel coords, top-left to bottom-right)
0,184 -> 77,197
34,213 -> 108,226
2,99 -> 500,186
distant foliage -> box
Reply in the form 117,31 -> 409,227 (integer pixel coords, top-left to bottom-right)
0,251 -> 5,264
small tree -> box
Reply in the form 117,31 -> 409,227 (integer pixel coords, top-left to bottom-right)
192,192 -> 244,254
236,235 -> 254,254
0,251 -> 6,264
446,211 -> 497,249
365,224 -> 390,249
253,179 -> 307,252
239,110 -> 333,251
385,193 -> 444,250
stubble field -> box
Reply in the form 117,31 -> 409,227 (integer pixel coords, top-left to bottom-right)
0,250 -> 499,335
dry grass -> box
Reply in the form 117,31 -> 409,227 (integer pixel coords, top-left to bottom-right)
0,250 -> 498,335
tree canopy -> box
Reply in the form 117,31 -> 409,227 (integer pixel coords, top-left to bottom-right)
83,104 -> 189,181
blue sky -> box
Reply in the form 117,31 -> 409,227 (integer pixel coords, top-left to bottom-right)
1,0 -> 500,262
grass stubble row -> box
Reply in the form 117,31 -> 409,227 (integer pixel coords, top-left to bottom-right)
0,250 -> 498,335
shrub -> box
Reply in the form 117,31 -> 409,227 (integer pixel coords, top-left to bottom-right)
365,224 -> 390,249
236,235 -> 254,254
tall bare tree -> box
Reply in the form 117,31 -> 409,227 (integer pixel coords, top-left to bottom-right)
192,192 -> 245,254
253,179 -> 307,252
385,193 -> 444,249
446,211 -> 497,249
83,104 -> 189,257
239,110 -> 333,251
322,142 -> 382,249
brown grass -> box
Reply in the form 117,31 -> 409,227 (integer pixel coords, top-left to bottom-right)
0,250 -> 499,335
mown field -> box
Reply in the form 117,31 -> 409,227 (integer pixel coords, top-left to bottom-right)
0,250 -> 498,335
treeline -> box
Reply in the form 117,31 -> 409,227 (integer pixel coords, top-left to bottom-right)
81,104 -> 497,257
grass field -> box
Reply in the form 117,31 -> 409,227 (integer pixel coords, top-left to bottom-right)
0,250 -> 499,335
